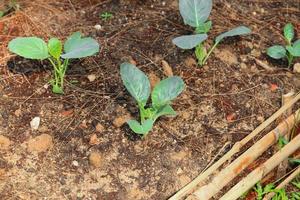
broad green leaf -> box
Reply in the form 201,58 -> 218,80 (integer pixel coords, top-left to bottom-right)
127,119 -> 154,135
196,21 -> 212,34
267,45 -> 286,59
215,26 -> 251,43
120,62 -> 150,105
287,39 -> 300,57
61,32 -> 99,59
154,104 -> 177,120
48,38 -> 62,59
179,0 -> 212,27
283,23 -> 294,43
152,76 -> 184,108
173,34 -> 207,49
8,37 -> 49,60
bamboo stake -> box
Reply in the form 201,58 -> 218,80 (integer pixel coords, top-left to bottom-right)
190,109 -> 300,200
263,166 -> 300,200
169,92 -> 300,200
220,134 -> 300,200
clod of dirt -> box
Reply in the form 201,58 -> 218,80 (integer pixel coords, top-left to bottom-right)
148,72 -> 161,89
30,117 -> 41,130
95,123 -> 104,133
184,57 -> 197,68
87,74 -> 97,82
89,151 -> 102,168
113,114 -> 131,128
162,60 -> 173,77
27,134 -> 53,153
0,135 -> 12,150
14,108 -> 22,117
216,49 -> 238,65
293,63 -> 300,73
89,134 -> 100,145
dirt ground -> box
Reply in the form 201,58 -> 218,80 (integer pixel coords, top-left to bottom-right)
0,0 -> 300,199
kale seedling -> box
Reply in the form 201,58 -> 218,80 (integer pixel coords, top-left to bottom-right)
100,12 -> 113,21
173,0 -> 251,66
8,32 -> 100,94
120,62 -> 185,137
267,23 -> 300,67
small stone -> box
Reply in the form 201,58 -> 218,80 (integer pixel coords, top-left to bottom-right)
94,24 -> 102,30
148,72 -> 160,89
89,152 -> 102,168
95,123 -> 104,133
87,74 -> 97,82
0,135 -> 11,150
89,134 -> 100,145
293,63 -> 300,73
113,114 -> 131,128
30,117 -> 40,130
257,116 -> 265,123
72,160 -> 79,167
27,134 -> 53,153
240,63 -> 247,70
161,60 -> 173,77
14,108 -> 22,117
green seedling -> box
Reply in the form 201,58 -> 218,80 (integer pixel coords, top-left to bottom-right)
120,62 -> 185,137
100,12 -> 113,21
173,0 -> 251,66
8,32 -> 100,94
267,23 -> 300,67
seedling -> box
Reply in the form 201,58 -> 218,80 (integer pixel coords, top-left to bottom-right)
173,0 -> 251,66
100,12 -> 113,21
8,32 -> 100,94
267,23 -> 300,67
120,62 -> 185,137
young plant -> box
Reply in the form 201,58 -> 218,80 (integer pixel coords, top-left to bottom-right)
267,23 -> 300,67
172,0 -> 251,66
8,32 -> 100,94
100,12 -> 113,21
120,62 -> 184,137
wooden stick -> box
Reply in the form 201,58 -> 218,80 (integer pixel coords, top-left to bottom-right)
168,92 -> 300,200
263,166 -> 300,200
190,109 -> 300,200
220,134 -> 300,200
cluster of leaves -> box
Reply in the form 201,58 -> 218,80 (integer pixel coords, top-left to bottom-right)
267,23 -> 300,67
173,0 -> 251,66
120,63 -> 185,137
8,32 -> 100,94
100,12 -> 113,21
0,0 -> 19,18
254,181 -> 300,200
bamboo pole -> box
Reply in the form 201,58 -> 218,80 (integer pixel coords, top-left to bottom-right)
190,109 -> 300,200
220,134 -> 300,200
168,92 -> 300,200
263,166 -> 300,200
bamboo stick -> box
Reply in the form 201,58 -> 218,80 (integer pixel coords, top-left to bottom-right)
190,109 -> 300,200
220,134 -> 300,200
168,92 -> 300,200
263,166 -> 300,200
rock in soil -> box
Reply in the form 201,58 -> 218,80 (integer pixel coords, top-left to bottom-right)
0,135 -> 11,150
89,152 -> 102,168
27,134 -> 53,153
113,114 -> 131,128
293,63 -> 300,73
30,117 -> 41,130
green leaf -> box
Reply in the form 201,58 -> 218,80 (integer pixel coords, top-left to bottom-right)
152,76 -> 185,108
292,181 -> 300,189
48,38 -> 62,59
173,34 -> 208,49
127,119 -> 154,135
154,104 -> 177,120
278,135 -> 289,149
284,23 -> 294,43
287,39 -> 300,57
0,11 -> 4,18
215,26 -> 251,44
179,0 -> 212,27
195,44 -> 207,65
52,85 -> 64,94
267,45 -> 286,59
8,37 -> 49,60
61,32 -> 100,59
196,21 -> 212,34
120,62 -> 150,105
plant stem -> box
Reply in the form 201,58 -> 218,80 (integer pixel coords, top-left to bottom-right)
202,42 -> 219,65
286,53 -> 293,68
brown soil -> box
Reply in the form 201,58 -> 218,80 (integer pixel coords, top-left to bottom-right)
0,0 -> 300,199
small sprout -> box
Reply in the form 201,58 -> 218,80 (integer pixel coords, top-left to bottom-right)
100,12 -> 113,21
120,63 -> 185,137
8,32 -> 100,94
267,23 -> 300,67
173,0 -> 251,66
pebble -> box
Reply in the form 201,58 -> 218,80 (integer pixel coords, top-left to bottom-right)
89,152 -> 102,168
293,63 -> 300,73
94,24 -> 102,30
30,117 -> 41,130
72,160 -> 79,167
87,74 -> 97,82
